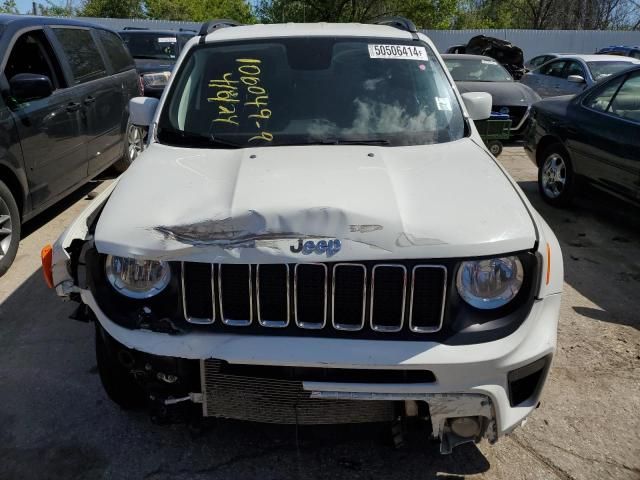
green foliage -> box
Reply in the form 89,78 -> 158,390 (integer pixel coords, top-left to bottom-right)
145,0 -> 254,22
78,0 -> 145,18
0,0 -> 18,13
37,1 -> 75,16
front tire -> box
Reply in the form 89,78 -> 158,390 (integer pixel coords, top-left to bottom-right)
0,180 -> 20,277
538,143 -> 576,207
95,323 -> 146,410
113,121 -> 146,173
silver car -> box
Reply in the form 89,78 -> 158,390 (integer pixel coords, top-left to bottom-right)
521,54 -> 640,97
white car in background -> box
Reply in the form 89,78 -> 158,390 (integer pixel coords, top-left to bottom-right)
45,18 -> 563,454
521,54 -> 640,97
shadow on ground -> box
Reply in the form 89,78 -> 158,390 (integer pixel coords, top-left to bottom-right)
518,180 -> 640,330
20,165 -> 118,240
0,269 -> 491,480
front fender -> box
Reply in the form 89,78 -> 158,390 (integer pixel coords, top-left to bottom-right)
52,180 -> 118,295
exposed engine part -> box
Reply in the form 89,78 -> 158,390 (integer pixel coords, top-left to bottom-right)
404,400 -> 419,417
163,392 -> 203,405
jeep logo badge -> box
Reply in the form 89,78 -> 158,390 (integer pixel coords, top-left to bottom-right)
290,239 -> 341,257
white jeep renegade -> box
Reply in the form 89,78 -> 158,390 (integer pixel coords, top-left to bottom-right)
46,18 -> 563,454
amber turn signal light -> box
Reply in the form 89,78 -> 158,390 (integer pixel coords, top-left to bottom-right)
546,243 -> 551,286
41,244 -> 54,289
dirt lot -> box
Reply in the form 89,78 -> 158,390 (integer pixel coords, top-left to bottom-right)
0,147 -> 638,480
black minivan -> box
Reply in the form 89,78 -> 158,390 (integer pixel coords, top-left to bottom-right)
0,15 -> 139,276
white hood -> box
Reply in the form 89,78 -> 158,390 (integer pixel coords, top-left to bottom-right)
95,138 -> 536,263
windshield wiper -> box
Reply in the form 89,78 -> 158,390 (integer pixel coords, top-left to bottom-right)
288,138 -> 391,146
158,128 -> 242,148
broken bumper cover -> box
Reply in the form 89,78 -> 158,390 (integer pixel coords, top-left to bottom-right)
80,286 -> 559,442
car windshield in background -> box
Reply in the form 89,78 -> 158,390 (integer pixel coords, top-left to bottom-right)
158,38 -> 466,148
120,32 -> 180,60
588,61 -> 637,81
444,58 -> 512,82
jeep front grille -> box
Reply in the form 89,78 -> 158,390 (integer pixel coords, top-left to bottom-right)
182,261 -> 447,336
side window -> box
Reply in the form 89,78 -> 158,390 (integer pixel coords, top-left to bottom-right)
52,27 -> 107,84
4,30 -> 65,89
540,60 -> 566,77
585,77 -> 624,112
530,56 -> 545,68
564,61 -> 585,78
95,29 -> 134,73
609,73 -> 640,123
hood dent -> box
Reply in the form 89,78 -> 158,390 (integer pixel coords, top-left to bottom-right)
95,141 -> 535,262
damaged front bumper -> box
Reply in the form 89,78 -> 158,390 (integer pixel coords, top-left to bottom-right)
80,283 -> 559,453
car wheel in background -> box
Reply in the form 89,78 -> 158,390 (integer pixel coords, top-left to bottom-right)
487,140 -> 503,157
113,120 -> 146,173
538,143 -> 576,207
95,323 -> 146,410
0,180 -> 20,277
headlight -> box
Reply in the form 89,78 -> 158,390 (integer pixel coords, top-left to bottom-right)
105,255 -> 171,299
456,256 -> 523,309
142,71 -> 171,87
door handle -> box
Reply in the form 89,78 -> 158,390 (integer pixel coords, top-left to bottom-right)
66,102 -> 81,112
84,96 -> 96,105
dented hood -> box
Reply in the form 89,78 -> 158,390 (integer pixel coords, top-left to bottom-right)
95,139 -> 536,262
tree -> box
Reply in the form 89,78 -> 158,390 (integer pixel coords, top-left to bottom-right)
78,0 -> 144,18
0,0 -> 18,13
37,0 -> 75,16
144,0 -> 254,22
256,0 -> 459,28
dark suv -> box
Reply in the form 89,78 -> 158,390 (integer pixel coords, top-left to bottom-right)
0,15 -> 139,276
119,28 -> 195,98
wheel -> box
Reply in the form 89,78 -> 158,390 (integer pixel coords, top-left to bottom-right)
95,323 -> 146,410
0,180 -> 20,277
487,140 -> 503,156
113,121 -> 146,173
538,143 -> 576,207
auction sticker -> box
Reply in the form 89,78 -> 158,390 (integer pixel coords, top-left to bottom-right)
158,37 -> 177,43
368,44 -> 428,61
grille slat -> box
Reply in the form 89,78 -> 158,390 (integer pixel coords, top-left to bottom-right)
257,264 -> 290,327
183,261 -> 446,335
219,264 -> 252,326
409,265 -> 447,333
182,262 -> 214,324
332,264 -> 367,331
370,264 -> 407,332
294,263 -> 327,329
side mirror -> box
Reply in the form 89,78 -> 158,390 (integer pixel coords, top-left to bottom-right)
567,75 -> 585,84
462,92 -> 492,121
129,96 -> 159,127
9,73 -> 53,102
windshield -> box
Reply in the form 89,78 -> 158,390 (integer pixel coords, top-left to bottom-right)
444,57 -> 512,82
588,61 -> 637,81
120,32 -> 192,60
157,37 -> 466,148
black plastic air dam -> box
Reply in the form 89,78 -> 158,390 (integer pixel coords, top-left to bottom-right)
507,355 -> 552,407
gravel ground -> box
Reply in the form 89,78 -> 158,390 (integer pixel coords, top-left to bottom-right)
0,148 -> 638,480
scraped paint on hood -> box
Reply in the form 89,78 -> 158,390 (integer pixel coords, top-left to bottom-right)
94,139 -> 536,263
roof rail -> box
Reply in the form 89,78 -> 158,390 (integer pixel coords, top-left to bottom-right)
198,19 -> 242,37
122,26 -> 149,31
373,16 -> 417,34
